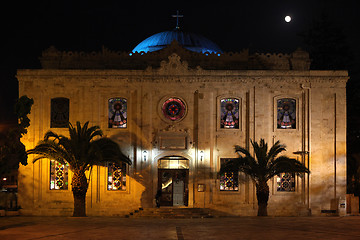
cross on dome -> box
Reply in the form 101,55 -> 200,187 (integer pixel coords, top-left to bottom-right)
132,10 -> 223,54
172,10 -> 183,30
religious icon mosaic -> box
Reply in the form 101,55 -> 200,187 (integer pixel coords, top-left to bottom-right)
107,163 -> 127,191
277,98 -> 296,129
220,98 -> 239,129
161,97 -> 187,121
276,173 -> 295,192
51,97 -> 69,128
219,158 -> 239,191
108,98 -> 127,128
50,160 -> 69,190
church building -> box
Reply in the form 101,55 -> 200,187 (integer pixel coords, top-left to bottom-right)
16,25 -> 348,216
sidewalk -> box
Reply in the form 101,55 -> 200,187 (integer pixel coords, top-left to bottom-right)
1,216 -> 360,239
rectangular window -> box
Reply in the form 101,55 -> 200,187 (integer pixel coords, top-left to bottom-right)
51,98 -> 69,128
108,98 -> 127,128
50,160 -> 69,190
219,158 -> 239,191
220,98 -> 240,129
277,98 -> 296,129
107,163 -> 127,191
277,173 -> 295,192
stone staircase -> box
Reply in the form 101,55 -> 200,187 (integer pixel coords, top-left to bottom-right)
126,207 -> 227,219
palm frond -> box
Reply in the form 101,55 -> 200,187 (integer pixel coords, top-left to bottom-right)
28,121 -> 131,174
88,127 -> 103,141
27,140 -> 73,166
266,156 -> 309,180
222,139 -> 309,185
219,158 -> 241,174
79,121 -> 89,138
251,139 -> 269,168
88,138 -> 131,166
68,122 -> 77,140
238,160 -> 261,181
266,141 -> 287,162
219,156 -> 260,182
44,131 -> 61,141
235,145 -> 252,158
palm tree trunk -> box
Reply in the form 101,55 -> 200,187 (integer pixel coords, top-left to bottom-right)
256,181 -> 269,216
71,170 -> 88,217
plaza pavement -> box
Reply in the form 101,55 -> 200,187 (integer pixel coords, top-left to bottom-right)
1,216 -> 360,239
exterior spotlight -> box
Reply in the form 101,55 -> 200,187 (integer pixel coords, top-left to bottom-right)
142,150 -> 148,162
199,150 -> 204,161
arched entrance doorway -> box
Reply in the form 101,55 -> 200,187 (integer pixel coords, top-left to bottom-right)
158,156 -> 189,206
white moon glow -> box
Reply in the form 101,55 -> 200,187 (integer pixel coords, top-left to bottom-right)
285,16 -> 291,22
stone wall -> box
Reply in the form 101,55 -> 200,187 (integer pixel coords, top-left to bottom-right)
17,54 -> 348,216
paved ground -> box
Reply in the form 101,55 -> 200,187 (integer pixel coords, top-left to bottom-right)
1,216 -> 360,239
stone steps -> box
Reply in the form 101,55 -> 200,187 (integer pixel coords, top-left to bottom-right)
126,207 -> 218,219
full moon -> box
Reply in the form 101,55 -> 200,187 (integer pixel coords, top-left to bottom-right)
285,16 -> 291,22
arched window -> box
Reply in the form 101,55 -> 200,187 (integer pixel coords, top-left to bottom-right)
220,98 -> 240,129
107,162 -> 127,191
51,97 -> 69,128
108,98 -> 127,128
277,98 -> 296,129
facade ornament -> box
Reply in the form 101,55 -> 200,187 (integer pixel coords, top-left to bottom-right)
158,53 -> 189,74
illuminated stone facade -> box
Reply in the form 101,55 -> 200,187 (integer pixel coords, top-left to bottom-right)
17,42 -> 348,216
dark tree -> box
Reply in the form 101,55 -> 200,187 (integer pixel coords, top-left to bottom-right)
27,121 -> 131,217
0,95 -> 33,177
299,12 -> 352,70
220,139 -> 309,216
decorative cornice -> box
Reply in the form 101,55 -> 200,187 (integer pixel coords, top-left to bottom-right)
159,125 -> 189,133
17,68 -> 349,81
38,42 -> 312,71
18,53 -> 349,88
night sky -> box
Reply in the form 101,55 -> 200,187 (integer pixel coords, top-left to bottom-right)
0,0 -> 359,122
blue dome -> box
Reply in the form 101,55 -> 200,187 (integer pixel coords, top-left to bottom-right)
132,30 -> 222,54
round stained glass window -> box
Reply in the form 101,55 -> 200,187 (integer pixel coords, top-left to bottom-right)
161,97 -> 187,121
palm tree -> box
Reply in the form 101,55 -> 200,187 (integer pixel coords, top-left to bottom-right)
27,121 -> 131,217
220,139 -> 309,216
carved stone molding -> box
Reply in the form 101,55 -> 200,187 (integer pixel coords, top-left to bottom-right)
154,125 -> 192,150
158,53 -> 189,75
